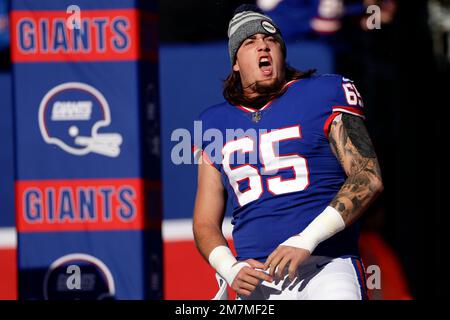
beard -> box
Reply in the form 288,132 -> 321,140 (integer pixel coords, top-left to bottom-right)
243,76 -> 286,109
247,76 -> 284,94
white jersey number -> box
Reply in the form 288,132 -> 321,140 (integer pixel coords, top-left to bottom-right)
222,126 -> 310,206
342,82 -> 363,106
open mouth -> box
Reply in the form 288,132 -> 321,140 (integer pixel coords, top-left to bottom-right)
259,57 -> 272,75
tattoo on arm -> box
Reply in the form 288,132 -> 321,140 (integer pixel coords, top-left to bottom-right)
342,114 -> 376,158
328,113 -> 383,225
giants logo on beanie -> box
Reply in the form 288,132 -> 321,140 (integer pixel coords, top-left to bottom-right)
227,4 -> 286,65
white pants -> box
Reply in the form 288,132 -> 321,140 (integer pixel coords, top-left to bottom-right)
214,255 -> 367,300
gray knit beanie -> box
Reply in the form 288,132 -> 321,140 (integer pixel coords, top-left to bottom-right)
228,4 -> 286,65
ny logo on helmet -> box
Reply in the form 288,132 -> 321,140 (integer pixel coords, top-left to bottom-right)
39,82 -> 123,157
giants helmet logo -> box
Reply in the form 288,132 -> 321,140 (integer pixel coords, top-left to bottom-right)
38,82 -> 123,157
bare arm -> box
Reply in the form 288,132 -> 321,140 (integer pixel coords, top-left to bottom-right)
328,113 -> 384,226
192,160 -> 228,261
193,157 -> 272,296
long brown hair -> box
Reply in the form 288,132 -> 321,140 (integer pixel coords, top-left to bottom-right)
223,64 -> 316,109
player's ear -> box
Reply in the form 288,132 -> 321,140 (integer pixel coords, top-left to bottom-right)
233,60 -> 240,72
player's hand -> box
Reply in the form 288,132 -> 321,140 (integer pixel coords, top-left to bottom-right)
230,259 -> 273,297
264,245 -> 311,281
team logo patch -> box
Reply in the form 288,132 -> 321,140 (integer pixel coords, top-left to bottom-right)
261,20 -> 276,34
43,253 -> 115,300
38,82 -> 123,157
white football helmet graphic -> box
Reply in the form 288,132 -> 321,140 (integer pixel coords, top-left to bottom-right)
39,82 -> 122,157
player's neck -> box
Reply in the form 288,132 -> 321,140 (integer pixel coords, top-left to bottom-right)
241,78 -> 288,109
244,96 -> 270,110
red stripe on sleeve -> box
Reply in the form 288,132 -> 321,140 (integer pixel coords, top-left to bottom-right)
323,112 -> 342,139
332,106 -> 365,118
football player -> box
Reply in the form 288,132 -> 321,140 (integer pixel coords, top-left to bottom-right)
193,4 -> 383,300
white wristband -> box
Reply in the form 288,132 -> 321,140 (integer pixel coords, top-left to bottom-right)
208,246 -> 249,286
280,206 -> 345,253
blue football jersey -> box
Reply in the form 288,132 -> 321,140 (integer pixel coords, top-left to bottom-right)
194,74 -> 365,261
